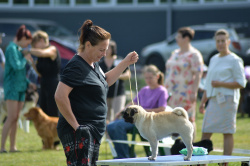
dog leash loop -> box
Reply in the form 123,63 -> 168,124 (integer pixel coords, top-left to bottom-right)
128,64 -> 139,106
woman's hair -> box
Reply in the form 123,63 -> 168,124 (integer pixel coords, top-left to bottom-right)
16,25 -> 32,41
31,30 -> 49,47
178,27 -> 195,40
143,65 -> 164,85
109,40 -> 117,56
78,19 -> 111,52
214,29 -> 230,39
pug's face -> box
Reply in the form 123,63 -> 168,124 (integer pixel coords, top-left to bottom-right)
123,106 -> 139,124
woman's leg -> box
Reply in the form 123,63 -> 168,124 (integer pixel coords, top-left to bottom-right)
106,98 -> 113,123
200,133 -> 213,166
223,133 -> 233,155
112,95 -> 126,121
9,101 -> 23,151
201,133 -> 212,140
0,100 -> 20,151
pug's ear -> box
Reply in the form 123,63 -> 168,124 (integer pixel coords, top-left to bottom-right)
130,108 -> 138,116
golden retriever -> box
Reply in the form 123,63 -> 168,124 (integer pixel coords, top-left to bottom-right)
24,107 -> 59,149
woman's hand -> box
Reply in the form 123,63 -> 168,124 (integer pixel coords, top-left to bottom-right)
24,54 -> 33,65
74,125 -> 80,131
29,82 -> 37,91
114,110 -> 124,121
123,51 -> 139,66
190,92 -> 197,103
199,103 -> 206,114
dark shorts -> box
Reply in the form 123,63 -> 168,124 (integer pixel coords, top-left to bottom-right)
4,90 -> 26,102
59,125 -> 100,166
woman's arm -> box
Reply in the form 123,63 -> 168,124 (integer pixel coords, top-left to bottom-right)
23,46 -> 57,60
54,82 -> 79,131
105,51 -> 138,86
190,70 -> 203,102
118,69 -> 130,81
211,81 -> 244,89
31,61 -> 41,77
199,90 -> 208,114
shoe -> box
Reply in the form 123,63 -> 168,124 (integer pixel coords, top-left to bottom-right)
0,150 -> 7,153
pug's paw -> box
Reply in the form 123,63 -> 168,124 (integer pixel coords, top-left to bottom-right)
184,156 -> 191,161
148,156 -> 156,161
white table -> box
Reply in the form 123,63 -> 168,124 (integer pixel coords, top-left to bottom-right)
97,155 -> 250,166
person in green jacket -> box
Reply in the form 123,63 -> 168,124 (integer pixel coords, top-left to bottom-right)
0,25 -> 36,153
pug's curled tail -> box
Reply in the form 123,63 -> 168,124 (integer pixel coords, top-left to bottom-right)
172,107 -> 189,119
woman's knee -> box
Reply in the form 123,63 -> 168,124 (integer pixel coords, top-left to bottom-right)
202,133 -> 212,140
223,133 -> 233,138
107,121 -> 124,136
7,114 -> 19,123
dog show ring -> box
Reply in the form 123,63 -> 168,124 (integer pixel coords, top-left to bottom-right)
96,155 -> 250,166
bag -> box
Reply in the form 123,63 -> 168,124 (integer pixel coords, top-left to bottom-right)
179,147 -> 208,156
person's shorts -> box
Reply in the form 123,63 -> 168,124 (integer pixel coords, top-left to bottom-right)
4,90 -> 26,102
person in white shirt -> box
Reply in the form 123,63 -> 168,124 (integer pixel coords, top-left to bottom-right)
199,29 -> 246,156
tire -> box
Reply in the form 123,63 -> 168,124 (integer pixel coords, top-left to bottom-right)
146,54 -> 165,73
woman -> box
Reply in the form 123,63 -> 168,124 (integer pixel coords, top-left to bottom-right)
99,40 -> 130,123
165,27 -> 203,140
199,29 -> 246,155
1,25 -> 35,153
107,65 -> 168,159
54,19 -> 138,166
23,30 -> 61,117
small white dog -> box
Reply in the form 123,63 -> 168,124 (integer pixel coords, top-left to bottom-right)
123,105 -> 194,161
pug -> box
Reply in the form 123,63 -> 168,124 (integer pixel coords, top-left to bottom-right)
123,105 -> 193,161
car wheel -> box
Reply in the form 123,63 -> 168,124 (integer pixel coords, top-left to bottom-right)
146,54 -> 165,73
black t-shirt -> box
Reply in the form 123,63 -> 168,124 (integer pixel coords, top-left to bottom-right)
99,58 -> 127,98
57,55 -> 108,143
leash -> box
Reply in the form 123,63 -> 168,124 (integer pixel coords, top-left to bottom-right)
128,64 -> 139,106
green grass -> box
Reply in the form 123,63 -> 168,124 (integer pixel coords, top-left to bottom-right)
1,74 -> 250,166
1,110 -> 250,166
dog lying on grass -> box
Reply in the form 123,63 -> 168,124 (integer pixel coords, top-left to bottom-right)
123,105 -> 193,161
24,107 -> 59,149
